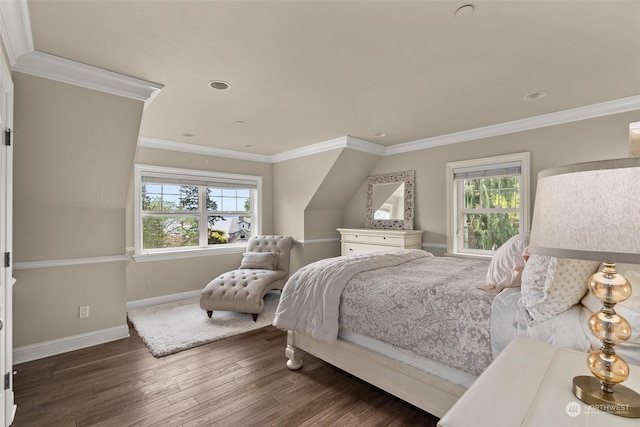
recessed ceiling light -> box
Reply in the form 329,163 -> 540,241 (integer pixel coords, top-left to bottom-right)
236,120 -> 245,125
455,4 -> 475,17
523,91 -> 548,101
244,144 -> 254,148
374,132 -> 387,138
208,80 -> 230,90
182,133 -> 194,137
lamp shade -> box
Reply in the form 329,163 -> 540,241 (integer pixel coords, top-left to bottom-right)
528,157 -> 640,264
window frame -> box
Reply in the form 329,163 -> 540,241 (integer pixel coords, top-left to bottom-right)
134,164 -> 262,262
446,152 -> 530,259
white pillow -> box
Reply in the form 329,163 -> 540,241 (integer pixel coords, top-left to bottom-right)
483,232 -> 530,291
581,266 -> 640,365
239,252 -> 278,270
517,254 -> 600,326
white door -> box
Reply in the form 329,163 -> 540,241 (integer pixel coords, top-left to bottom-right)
0,49 -> 15,426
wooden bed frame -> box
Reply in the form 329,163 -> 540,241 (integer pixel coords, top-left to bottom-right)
284,330 -> 467,418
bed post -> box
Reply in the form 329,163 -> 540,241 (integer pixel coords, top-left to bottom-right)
285,330 -> 304,370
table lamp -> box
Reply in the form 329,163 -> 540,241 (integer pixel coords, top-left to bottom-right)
528,157 -> 640,418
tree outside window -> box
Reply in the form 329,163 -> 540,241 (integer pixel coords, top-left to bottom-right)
446,153 -> 530,257
462,176 -> 520,251
135,165 -> 260,258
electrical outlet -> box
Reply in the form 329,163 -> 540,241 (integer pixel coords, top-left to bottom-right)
79,305 -> 90,319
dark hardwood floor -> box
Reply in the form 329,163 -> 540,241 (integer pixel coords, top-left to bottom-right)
12,323 -> 439,426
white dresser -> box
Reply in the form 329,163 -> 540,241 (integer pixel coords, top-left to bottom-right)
337,228 -> 424,256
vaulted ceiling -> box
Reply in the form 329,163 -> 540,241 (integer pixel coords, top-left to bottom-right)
16,1 -> 640,156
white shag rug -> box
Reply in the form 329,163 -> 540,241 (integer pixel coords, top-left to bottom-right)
127,291 -> 280,357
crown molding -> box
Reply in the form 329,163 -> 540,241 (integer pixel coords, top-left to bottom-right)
13,50 -> 164,105
139,135 -> 386,164
270,135 -> 386,163
387,95 -> 640,155
0,1 -> 163,105
140,96 -> 640,162
345,135 -> 388,156
138,137 -> 273,163
0,0 -> 33,66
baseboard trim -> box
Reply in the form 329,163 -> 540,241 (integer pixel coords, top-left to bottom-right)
126,289 -> 202,311
13,324 -> 130,364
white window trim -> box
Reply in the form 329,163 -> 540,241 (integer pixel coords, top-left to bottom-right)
446,152 -> 530,259
133,164 -> 262,262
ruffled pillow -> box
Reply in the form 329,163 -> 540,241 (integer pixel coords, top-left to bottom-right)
517,254 -> 599,326
483,232 -> 530,291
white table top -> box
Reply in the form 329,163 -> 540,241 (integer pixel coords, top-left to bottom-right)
438,337 -> 640,426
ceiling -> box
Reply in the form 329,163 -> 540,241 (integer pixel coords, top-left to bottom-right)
23,0 -> 640,157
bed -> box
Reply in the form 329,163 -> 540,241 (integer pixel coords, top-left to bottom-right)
272,235 -> 640,417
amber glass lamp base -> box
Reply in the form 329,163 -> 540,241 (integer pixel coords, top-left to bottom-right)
574,263 -> 640,418
573,375 -> 640,418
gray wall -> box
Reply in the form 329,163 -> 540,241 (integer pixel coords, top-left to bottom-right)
344,111 -> 640,255
11,66 -> 639,353
12,72 -> 143,348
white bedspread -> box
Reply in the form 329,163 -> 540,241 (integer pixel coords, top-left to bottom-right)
272,249 -> 430,341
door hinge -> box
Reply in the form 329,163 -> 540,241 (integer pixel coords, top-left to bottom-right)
4,129 -> 10,146
4,252 -> 9,268
4,372 -> 10,390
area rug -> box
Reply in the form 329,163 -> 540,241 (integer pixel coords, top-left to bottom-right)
127,291 -> 280,357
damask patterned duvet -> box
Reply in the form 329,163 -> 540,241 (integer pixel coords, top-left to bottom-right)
339,256 -> 496,376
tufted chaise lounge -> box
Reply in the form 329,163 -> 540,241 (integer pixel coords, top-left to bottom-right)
200,235 -> 294,321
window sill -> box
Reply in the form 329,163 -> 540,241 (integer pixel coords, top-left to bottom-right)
133,244 -> 247,262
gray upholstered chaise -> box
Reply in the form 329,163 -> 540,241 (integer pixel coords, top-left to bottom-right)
200,235 -> 294,321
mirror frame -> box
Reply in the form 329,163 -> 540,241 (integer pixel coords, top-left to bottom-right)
366,170 -> 415,230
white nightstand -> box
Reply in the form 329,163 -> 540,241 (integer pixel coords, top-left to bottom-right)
438,337 -> 640,426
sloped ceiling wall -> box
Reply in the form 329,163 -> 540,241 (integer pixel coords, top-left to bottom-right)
306,149 -> 380,211
12,72 -> 143,348
273,146 -> 381,268
12,72 -> 142,260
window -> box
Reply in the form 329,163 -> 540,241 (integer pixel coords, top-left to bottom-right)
134,165 -> 261,260
446,152 -> 530,258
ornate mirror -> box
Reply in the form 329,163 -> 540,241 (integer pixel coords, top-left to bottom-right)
366,170 -> 415,229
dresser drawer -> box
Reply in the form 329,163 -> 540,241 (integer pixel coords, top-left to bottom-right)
368,235 -> 404,246
343,242 -> 392,255
340,232 -> 371,244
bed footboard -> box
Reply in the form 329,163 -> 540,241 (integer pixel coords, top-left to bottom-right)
284,329 -> 467,417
